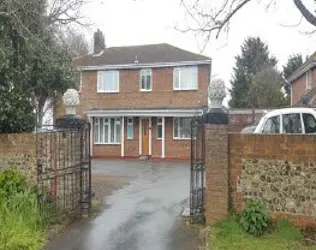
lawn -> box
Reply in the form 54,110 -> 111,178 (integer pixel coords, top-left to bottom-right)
209,218 -> 316,250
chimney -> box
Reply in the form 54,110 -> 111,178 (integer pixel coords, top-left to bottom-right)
94,29 -> 105,54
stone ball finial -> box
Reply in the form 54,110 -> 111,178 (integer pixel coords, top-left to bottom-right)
62,89 -> 79,115
208,78 -> 226,109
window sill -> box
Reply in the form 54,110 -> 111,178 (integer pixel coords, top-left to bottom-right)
173,89 -> 198,91
127,138 -> 133,140
97,91 -> 119,93
156,138 -> 162,140
173,137 -> 191,140
94,143 -> 121,145
140,89 -> 152,92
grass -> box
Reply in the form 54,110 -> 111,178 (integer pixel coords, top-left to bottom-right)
210,218 -> 316,250
0,189 -> 52,250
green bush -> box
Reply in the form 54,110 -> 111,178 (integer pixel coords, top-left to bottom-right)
0,169 -> 28,196
0,169 -> 53,250
239,200 -> 269,236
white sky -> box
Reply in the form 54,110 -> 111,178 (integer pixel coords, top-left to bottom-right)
82,0 -> 316,103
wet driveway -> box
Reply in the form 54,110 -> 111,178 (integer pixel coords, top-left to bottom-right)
45,160 -> 197,250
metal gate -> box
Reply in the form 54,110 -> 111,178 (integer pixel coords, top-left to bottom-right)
36,121 -> 91,216
190,116 -> 205,223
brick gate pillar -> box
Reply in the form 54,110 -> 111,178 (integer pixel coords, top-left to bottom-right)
204,79 -> 229,224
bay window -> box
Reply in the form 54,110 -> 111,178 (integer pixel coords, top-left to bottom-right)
94,117 -> 121,144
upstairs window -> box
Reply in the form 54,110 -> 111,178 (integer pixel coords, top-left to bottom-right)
140,69 -> 152,91
97,70 -> 119,92
173,66 -> 198,90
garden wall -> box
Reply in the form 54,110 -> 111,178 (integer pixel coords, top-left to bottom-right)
0,133 -> 37,184
229,133 -> 316,227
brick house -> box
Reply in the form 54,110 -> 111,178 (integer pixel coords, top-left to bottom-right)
288,51 -> 316,107
68,30 -> 211,160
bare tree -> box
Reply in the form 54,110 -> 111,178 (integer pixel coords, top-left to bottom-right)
179,0 -> 316,49
62,28 -> 90,57
0,0 -> 90,48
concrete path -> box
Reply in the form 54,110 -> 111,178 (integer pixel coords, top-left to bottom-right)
45,160 -> 197,250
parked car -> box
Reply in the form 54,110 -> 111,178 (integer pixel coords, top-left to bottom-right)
241,125 -> 257,133
254,108 -> 316,134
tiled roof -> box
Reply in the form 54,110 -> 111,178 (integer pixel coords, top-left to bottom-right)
287,51 -> 316,83
73,43 -> 211,67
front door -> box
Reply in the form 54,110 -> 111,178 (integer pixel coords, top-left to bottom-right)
142,119 -> 149,155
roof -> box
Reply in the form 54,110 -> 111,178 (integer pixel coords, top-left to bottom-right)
263,107 -> 316,117
73,43 -> 211,69
294,87 -> 316,107
85,106 -> 206,117
287,51 -> 316,83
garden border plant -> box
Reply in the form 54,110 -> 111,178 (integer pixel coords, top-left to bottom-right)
239,200 -> 269,236
0,169 -> 54,250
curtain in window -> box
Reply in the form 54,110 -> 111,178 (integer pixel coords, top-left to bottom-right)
173,67 -> 197,90
98,71 -> 119,92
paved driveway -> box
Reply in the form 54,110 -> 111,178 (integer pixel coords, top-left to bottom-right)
45,160 -> 197,250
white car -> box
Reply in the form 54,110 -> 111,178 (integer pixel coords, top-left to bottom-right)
254,108 -> 316,134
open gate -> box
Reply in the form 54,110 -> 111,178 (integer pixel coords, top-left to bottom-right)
190,116 -> 205,223
36,120 -> 91,216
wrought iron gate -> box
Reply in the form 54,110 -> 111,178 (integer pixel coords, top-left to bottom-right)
36,121 -> 91,216
190,116 -> 205,223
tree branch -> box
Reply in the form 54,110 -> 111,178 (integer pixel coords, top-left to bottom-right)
293,0 -> 316,26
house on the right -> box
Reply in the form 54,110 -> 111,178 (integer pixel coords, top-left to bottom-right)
288,51 -> 316,107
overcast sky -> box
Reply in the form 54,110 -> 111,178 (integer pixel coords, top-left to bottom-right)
82,0 -> 315,101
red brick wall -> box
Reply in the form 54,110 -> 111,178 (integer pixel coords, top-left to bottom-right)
204,124 -> 229,224
228,112 -> 264,132
229,133 -> 316,227
93,144 -> 121,158
165,117 -> 190,160
291,74 -> 307,105
76,65 -> 209,116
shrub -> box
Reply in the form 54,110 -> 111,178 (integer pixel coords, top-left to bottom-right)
0,169 -> 28,196
239,200 -> 269,236
0,169 -> 53,249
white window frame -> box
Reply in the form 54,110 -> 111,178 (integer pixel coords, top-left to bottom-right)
306,70 -> 312,90
78,72 -> 83,92
94,117 -> 121,144
157,118 -> 162,140
140,69 -> 152,91
127,117 -> 134,139
173,66 -> 198,91
173,117 -> 192,140
97,70 -> 120,93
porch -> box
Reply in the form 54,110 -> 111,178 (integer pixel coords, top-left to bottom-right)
86,107 -> 205,160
